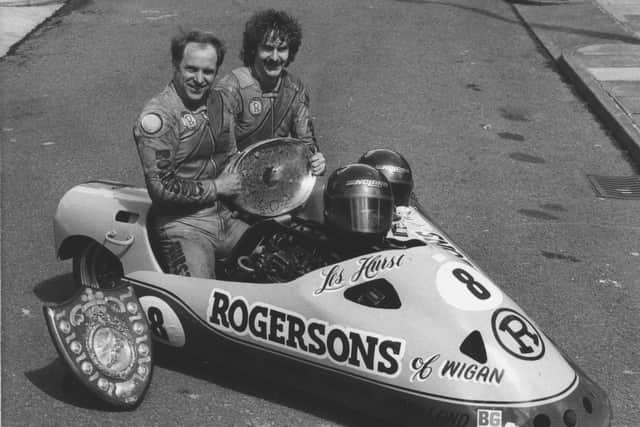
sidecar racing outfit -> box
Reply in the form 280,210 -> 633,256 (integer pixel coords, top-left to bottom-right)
133,83 -> 248,278
215,67 -> 318,151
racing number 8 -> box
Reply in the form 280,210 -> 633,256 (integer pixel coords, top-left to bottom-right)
452,268 -> 490,300
147,306 -> 169,340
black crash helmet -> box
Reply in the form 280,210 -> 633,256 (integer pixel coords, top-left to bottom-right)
324,164 -> 394,236
358,148 -> 413,206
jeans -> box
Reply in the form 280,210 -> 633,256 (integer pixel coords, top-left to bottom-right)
151,203 -> 249,279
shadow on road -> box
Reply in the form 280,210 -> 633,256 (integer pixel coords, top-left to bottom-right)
32,273 -> 77,304
152,345 -> 387,427
24,359 -> 118,412
26,275 -> 386,425
24,344 -> 387,424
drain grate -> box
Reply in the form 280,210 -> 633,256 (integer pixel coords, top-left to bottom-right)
587,175 -> 640,199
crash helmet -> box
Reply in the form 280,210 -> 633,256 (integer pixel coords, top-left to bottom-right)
324,164 -> 394,236
358,149 -> 413,206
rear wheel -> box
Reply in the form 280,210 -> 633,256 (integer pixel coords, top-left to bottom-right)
73,242 -> 124,289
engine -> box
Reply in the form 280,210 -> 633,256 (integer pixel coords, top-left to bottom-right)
224,220 -> 342,283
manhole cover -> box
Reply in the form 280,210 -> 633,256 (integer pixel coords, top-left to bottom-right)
587,175 -> 640,199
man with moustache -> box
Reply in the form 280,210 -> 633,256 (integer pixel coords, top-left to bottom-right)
215,9 -> 326,176
133,30 -> 248,279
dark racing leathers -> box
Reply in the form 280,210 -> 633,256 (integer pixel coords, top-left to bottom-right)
134,82 -> 248,278
215,67 -> 318,152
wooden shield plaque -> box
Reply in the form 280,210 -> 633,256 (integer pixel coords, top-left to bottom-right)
43,284 -> 153,409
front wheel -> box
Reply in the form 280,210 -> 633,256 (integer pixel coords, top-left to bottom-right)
73,242 -> 124,289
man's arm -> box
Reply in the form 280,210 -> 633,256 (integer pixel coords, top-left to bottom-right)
291,83 -> 326,175
208,89 -> 239,168
133,111 -> 219,208
291,84 -> 318,150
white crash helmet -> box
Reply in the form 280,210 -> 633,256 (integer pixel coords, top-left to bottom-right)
323,164 -> 394,236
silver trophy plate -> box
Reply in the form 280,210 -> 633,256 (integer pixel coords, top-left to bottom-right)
228,138 -> 316,217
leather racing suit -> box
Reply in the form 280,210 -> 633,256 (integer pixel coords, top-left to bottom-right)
133,82 -> 248,278
215,67 -> 319,152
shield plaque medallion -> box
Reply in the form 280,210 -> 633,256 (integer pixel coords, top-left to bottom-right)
43,284 -> 153,409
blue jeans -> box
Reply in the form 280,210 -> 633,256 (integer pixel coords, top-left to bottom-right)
151,203 -> 249,279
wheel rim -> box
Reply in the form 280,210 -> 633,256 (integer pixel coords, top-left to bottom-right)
78,243 -> 123,289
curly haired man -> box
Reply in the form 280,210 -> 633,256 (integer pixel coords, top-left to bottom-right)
216,9 -> 326,176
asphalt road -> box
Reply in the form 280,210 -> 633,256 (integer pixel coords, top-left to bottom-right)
1,0 -> 639,425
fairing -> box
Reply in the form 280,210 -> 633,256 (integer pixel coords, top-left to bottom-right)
125,244 -> 573,405
125,238 -> 611,424
51,180 -> 612,425
53,180 -> 162,274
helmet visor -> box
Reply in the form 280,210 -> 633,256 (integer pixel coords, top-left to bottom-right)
329,196 -> 393,234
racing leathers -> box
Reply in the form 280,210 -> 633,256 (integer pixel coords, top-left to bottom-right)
133,82 -> 248,278
215,67 -> 318,152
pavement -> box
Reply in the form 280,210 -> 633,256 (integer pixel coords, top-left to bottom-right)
511,0 -> 640,167
1,0 -> 639,165
0,0 -> 66,57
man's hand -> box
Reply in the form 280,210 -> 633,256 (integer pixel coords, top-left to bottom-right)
214,171 -> 243,196
310,152 -> 326,176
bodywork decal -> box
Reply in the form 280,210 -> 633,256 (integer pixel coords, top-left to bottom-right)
439,358 -> 504,385
411,354 -> 505,386
477,409 -> 502,427
315,253 -> 405,295
139,295 -> 186,347
207,288 -> 406,378
126,278 -> 578,407
492,308 -> 545,361
436,262 -> 503,311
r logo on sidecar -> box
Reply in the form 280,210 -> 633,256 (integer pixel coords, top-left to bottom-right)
492,308 -> 545,360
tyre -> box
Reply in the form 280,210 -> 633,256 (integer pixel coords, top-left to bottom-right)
73,242 -> 124,289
